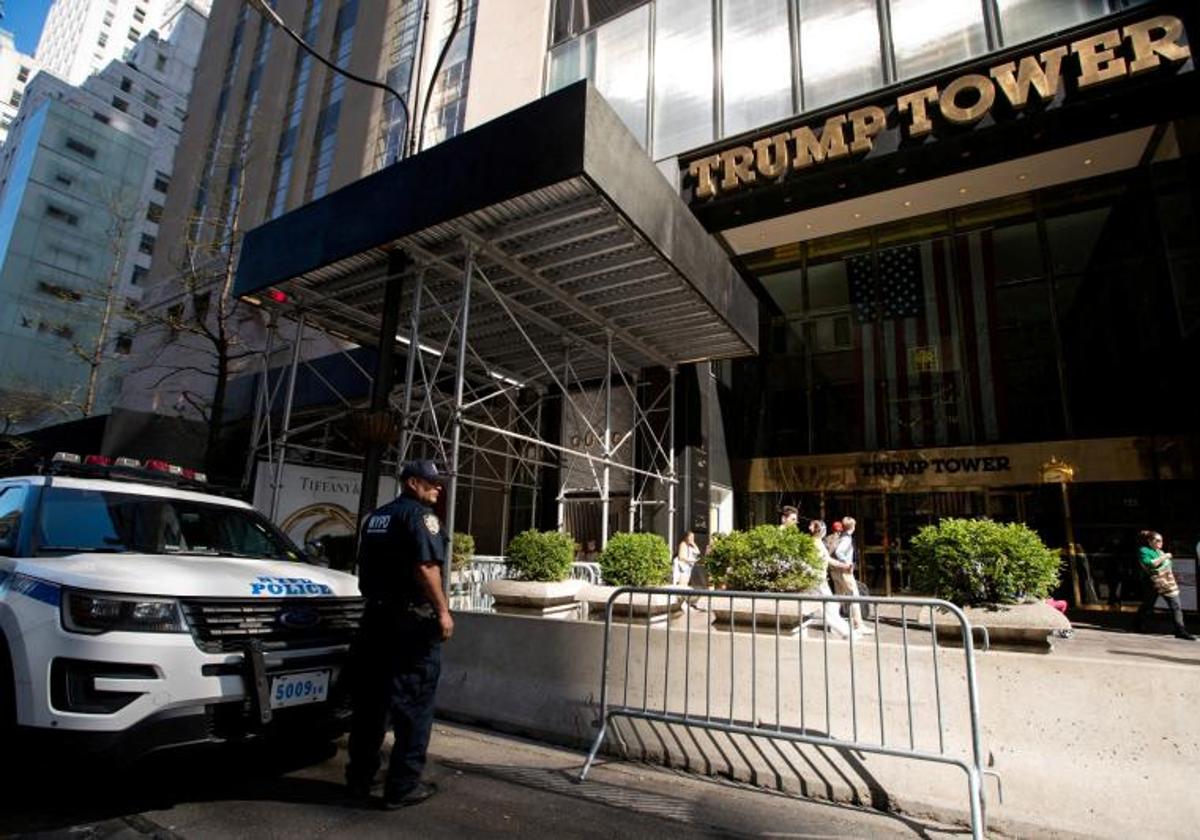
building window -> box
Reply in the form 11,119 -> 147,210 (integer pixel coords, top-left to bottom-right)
128,28 -> 141,43
8,91 -> 21,108
155,53 -> 168,71
131,265 -> 148,285
115,333 -> 133,355
138,233 -> 156,255
133,6 -> 146,23
146,202 -> 163,223
551,0 -> 646,44
103,11 -> 115,26
798,0 -> 883,111
142,112 -> 158,128
112,97 -> 129,112
722,0 -> 792,137
120,76 -> 133,92
45,204 -> 80,226
652,0 -> 713,160
889,0 -> 987,81
54,173 -> 73,187
17,66 -> 30,83
93,111 -> 111,124
143,90 -> 161,109
996,0 -> 1108,47
152,172 -> 170,193
98,33 -> 109,47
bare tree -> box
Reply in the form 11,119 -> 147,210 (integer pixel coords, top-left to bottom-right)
130,132 -> 267,472
0,388 -> 74,471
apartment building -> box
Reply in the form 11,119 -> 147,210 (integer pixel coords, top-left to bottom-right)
0,3 -> 205,419
0,28 -> 36,147
34,0 -> 211,86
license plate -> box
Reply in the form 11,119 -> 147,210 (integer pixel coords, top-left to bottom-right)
269,670 -> 331,709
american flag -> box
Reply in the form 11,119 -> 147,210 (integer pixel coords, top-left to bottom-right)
850,236 -> 1000,450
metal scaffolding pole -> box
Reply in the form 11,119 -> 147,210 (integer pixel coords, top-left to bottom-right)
397,268 -> 426,468
628,373 -> 638,533
601,331 -> 612,547
667,366 -> 677,555
556,345 -> 570,533
443,243 -> 474,597
242,309 -> 278,490
530,395 -> 542,531
269,314 -> 305,521
356,252 -> 408,530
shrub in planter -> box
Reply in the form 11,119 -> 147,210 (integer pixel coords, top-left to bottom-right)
705,525 -> 823,592
599,532 -> 671,587
505,529 -> 575,582
908,518 -> 1061,606
451,532 -> 475,572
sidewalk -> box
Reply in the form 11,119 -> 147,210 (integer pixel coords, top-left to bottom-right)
2,722 -> 968,839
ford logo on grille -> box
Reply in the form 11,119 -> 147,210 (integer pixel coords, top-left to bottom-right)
279,606 -> 321,629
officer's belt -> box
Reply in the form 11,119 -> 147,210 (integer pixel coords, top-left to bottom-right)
366,597 -> 435,619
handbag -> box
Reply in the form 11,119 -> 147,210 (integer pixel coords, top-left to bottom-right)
1150,567 -> 1179,597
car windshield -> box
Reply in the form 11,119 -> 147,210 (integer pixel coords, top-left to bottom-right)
35,487 -> 301,561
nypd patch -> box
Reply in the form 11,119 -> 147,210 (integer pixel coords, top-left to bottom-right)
423,513 -> 440,535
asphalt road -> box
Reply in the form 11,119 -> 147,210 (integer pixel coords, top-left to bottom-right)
0,722 -> 967,839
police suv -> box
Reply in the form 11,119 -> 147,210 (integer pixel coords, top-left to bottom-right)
0,454 -> 364,760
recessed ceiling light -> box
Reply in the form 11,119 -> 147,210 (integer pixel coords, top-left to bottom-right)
1018,173 -> 1028,181
903,200 -> 912,207
804,223 -> 813,230
837,182 -> 847,189
1083,158 -> 1093,166
958,187 -> 968,194
853,212 -> 862,219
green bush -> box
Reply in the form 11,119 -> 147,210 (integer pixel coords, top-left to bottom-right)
907,518 -> 1062,606
705,525 -> 823,592
599,532 -> 671,587
505,529 -> 575,582
451,532 -> 475,572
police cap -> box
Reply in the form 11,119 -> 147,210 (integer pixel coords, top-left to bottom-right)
400,459 -> 441,482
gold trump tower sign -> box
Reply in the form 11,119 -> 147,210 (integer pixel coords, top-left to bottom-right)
687,14 -> 1191,201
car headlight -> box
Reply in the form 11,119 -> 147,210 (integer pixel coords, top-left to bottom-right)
62,590 -> 188,635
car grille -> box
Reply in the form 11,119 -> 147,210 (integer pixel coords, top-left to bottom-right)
180,597 -> 365,653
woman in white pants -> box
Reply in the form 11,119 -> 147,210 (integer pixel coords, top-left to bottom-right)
809,520 -> 851,638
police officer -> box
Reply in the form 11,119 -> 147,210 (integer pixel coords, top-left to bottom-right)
346,459 -> 454,808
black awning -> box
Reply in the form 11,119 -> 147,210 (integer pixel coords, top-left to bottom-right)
234,82 -> 758,379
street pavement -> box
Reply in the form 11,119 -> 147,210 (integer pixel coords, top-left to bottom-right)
0,721 -> 967,839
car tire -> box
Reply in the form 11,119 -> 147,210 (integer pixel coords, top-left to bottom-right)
0,633 -> 15,736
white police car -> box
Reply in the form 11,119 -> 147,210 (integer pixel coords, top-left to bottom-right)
0,454 -> 364,761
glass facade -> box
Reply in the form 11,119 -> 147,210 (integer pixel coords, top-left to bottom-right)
737,172 -> 1195,458
546,0 -> 1140,161
305,0 -> 360,202
269,0 -> 323,219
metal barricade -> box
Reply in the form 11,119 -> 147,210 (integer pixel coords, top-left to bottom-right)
579,587 -> 993,840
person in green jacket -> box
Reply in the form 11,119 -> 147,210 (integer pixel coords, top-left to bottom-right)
1133,530 -> 1195,640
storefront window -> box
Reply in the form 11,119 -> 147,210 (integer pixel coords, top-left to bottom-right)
652,0 -> 714,159
722,0 -> 794,137
996,0 -> 1108,48
889,0 -> 987,81
797,0 -> 883,110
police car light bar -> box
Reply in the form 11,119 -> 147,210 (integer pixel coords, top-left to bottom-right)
49,452 -> 206,484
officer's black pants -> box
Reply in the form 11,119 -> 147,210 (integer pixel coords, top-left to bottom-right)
346,610 -> 442,796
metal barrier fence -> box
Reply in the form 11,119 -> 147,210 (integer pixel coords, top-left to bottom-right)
449,556 -> 602,612
579,587 -> 993,840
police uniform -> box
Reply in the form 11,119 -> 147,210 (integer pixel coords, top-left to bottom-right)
346,480 -> 447,804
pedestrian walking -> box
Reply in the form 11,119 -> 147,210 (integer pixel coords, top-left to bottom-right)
674,531 -> 700,587
831,516 -> 871,634
1133,530 -> 1195,640
779,505 -> 799,528
346,459 -> 456,808
809,519 -> 850,639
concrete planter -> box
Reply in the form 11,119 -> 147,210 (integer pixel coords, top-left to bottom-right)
483,578 -> 586,620
579,584 -> 680,624
709,594 -> 817,637
932,599 -> 1071,651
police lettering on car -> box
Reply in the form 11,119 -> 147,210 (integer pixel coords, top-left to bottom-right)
346,459 -> 454,809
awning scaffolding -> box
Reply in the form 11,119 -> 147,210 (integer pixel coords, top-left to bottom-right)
234,81 -> 759,572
